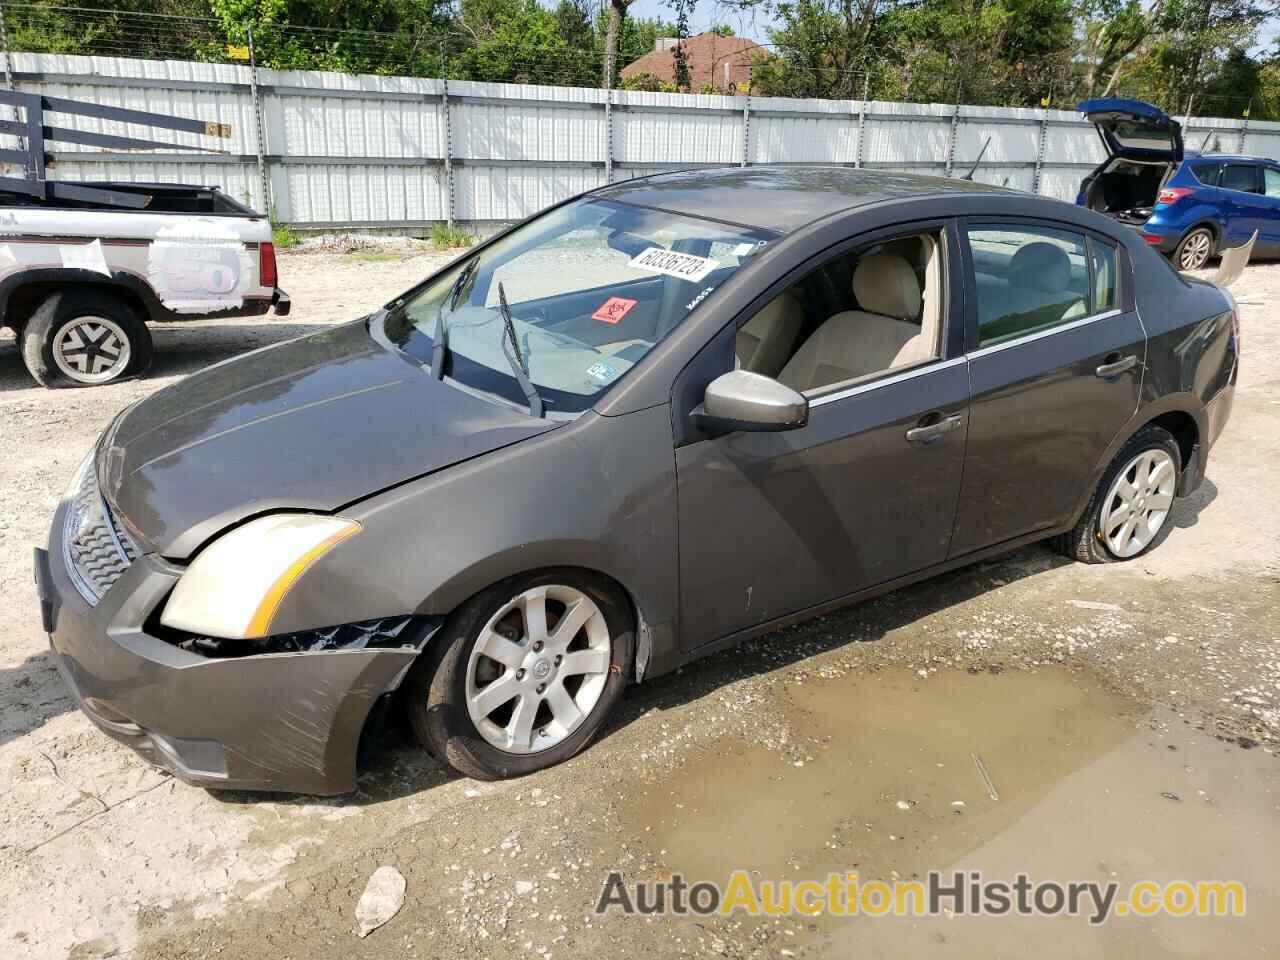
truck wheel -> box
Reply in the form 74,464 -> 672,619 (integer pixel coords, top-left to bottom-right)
20,291 -> 152,387
1174,227 -> 1214,271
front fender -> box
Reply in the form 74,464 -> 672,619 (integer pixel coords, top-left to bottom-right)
264,405 -> 681,670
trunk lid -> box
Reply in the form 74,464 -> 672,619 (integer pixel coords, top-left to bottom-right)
1078,97 -> 1184,163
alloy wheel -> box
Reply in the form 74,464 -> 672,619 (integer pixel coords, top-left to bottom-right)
465,584 -> 612,754
1099,449 -> 1177,559
1179,230 -> 1212,270
52,315 -> 131,384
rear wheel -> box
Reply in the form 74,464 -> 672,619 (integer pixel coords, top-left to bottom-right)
1174,226 -> 1214,271
20,290 -> 152,387
406,570 -> 633,780
1054,425 -> 1181,564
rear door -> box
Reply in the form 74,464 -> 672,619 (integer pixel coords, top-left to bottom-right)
1078,98 -> 1183,163
950,221 -> 1145,556
1219,162 -> 1268,246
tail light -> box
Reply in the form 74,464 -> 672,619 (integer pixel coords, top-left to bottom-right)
1141,234 -> 1163,245
1157,187 -> 1194,205
259,241 -> 278,289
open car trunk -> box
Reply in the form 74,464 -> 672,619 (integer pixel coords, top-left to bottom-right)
1080,158 -> 1173,224
1077,98 -> 1183,226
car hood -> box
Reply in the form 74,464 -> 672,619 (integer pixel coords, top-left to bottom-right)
99,319 -> 558,558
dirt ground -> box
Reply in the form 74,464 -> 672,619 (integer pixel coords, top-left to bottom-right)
0,248 -> 1276,960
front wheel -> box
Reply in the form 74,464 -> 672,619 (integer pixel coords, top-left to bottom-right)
1054,425 -> 1181,564
1174,227 -> 1215,271
406,571 -> 633,780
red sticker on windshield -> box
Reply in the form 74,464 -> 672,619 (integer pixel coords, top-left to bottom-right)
592,296 -> 637,324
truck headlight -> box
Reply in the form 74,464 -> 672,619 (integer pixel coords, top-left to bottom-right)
160,514 -> 361,639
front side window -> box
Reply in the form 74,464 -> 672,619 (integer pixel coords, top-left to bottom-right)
735,230 -> 945,395
968,225 -> 1091,347
1264,168 -> 1280,198
1221,164 -> 1260,194
382,199 -> 775,414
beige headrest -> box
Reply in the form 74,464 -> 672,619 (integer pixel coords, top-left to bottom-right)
1010,242 -> 1071,293
852,253 -> 921,321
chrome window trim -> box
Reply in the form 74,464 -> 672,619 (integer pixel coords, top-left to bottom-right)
808,356 -> 967,408
967,308 -> 1123,360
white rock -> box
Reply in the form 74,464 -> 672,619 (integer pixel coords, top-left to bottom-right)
354,865 -> 406,938
515,880 -> 536,896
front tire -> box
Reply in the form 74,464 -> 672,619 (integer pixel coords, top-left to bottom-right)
1174,226 -> 1215,271
20,290 -> 152,387
1054,425 -> 1181,564
406,570 -> 633,780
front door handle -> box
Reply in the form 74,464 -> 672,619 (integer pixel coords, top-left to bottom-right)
1096,354 -> 1138,378
906,413 -> 965,445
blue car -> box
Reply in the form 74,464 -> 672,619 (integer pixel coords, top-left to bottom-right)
1076,97 -> 1280,270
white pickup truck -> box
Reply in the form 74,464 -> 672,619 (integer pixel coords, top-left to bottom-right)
1,182 -> 289,387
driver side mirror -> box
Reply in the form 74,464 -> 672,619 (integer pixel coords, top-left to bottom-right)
692,370 -> 809,434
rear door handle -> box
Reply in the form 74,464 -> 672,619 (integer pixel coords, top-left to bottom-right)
906,414 -> 964,445
1095,354 -> 1138,378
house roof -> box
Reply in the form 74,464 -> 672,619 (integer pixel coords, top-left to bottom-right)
620,34 -> 762,92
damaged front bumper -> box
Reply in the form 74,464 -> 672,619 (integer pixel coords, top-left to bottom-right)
36,502 -> 436,796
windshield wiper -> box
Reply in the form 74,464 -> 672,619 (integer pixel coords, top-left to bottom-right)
431,256 -> 478,380
496,280 -> 544,418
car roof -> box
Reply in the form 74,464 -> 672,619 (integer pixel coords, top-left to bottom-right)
1186,152 -> 1273,164
591,165 -> 1017,234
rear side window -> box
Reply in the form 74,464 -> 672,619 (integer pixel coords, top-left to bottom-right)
1264,168 -> 1280,198
1189,161 -> 1221,186
1221,164 -> 1261,194
967,225 -> 1091,347
1090,238 -> 1118,313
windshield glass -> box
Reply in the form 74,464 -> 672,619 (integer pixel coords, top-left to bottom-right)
382,198 -> 775,415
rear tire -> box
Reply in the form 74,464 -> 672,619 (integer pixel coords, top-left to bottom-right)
1053,425 -> 1182,564
405,570 -> 633,780
20,290 -> 152,388
1174,226 -> 1215,271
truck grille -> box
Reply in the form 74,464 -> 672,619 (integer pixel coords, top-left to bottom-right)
62,456 -> 138,605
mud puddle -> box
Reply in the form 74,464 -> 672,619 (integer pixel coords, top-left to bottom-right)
624,667 -> 1141,890
622,665 -> 1279,954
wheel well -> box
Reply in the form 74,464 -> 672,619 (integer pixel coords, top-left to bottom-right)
436,564 -> 646,677
5,281 -> 147,333
1184,220 -> 1220,245
1148,410 -> 1198,470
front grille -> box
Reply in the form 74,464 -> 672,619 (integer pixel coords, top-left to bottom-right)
62,457 -> 138,605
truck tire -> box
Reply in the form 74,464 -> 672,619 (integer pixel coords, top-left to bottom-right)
20,290 -> 152,387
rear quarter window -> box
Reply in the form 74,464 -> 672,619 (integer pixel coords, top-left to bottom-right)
1189,161 -> 1221,186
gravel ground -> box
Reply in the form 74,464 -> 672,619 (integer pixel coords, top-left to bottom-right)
0,250 -> 1276,959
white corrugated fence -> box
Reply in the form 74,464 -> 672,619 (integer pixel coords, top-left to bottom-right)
4,51 -> 1278,230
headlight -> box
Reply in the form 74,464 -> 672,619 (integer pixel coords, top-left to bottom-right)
160,514 -> 361,639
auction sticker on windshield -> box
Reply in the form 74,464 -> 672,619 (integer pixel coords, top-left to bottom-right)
592,296 -> 638,324
628,247 -> 718,283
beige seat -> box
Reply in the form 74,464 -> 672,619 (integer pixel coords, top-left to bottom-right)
736,290 -> 803,378
978,242 -> 1086,331
779,249 -> 936,393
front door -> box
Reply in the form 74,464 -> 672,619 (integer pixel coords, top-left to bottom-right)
673,224 -> 969,649
950,220 -> 1145,556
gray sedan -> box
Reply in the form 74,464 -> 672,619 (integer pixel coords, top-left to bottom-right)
36,168 -> 1238,793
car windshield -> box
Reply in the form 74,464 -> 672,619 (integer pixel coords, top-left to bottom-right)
381,198 -> 776,415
